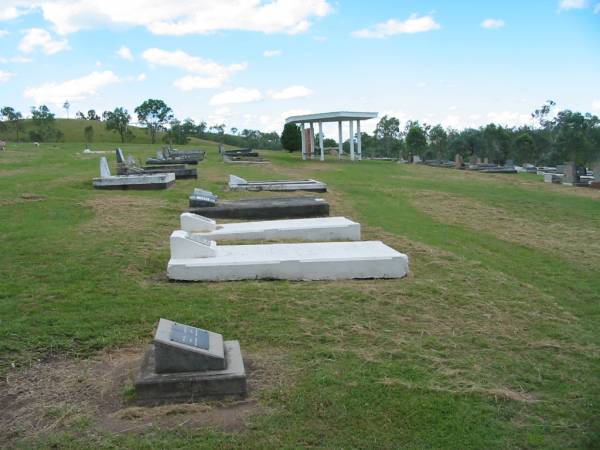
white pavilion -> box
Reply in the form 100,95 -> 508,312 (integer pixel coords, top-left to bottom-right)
285,111 -> 378,161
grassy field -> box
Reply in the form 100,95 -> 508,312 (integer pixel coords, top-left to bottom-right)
0,141 -> 599,449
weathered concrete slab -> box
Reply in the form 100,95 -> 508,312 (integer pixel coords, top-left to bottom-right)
167,235 -> 409,281
135,341 -> 247,405
189,196 -> 330,220
180,213 -> 361,241
229,175 -> 327,192
93,157 -> 175,190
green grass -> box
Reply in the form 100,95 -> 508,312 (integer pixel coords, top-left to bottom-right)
1,142 -> 599,448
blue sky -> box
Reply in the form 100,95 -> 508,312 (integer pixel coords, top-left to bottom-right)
0,0 -> 599,137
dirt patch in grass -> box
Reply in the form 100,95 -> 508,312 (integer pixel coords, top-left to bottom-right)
409,190 -> 600,268
20,193 -> 47,201
0,345 -> 287,445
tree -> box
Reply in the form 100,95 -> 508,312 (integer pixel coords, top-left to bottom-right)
195,121 -> 207,137
374,115 -> 401,157
428,124 -> 448,160
134,99 -> 173,144
280,123 -> 301,152
87,109 -> 100,120
75,111 -> 86,120
30,105 -> 59,142
31,105 -> 55,126
551,110 -> 599,165
230,127 -> 238,135
405,121 -> 428,159
84,125 -> 94,143
482,123 -> 512,163
163,119 -> 190,145
103,107 -> 131,143
1,107 -> 24,141
63,101 -> 70,118
514,130 -> 536,163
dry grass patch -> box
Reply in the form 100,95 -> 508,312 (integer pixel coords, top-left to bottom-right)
0,345 -> 288,445
409,190 -> 600,268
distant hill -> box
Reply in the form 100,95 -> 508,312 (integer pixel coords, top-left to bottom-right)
0,118 -> 161,144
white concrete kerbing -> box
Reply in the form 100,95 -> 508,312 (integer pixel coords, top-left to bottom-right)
167,240 -> 409,281
180,215 -> 361,242
93,156 -> 176,188
181,213 -> 217,232
228,174 -> 327,192
171,230 -> 217,258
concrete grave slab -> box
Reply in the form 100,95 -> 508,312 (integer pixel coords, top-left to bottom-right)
189,196 -> 330,220
229,175 -> 327,192
93,157 -> 175,190
167,235 -> 409,281
180,213 -> 361,241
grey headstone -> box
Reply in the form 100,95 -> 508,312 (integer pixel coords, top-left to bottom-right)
563,161 -> 576,185
454,153 -> 463,169
154,318 -> 226,373
592,160 -> 600,181
115,148 -> 125,163
99,157 -> 111,177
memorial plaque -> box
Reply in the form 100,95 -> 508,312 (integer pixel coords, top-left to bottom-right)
170,323 -> 209,350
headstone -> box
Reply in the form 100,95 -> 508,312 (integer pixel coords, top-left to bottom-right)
180,212 -> 217,233
476,157 -> 482,164
229,174 -> 247,186
454,153 -> 463,169
189,188 -> 218,207
505,159 -> 514,167
135,318 -> 247,405
593,160 -> 600,181
218,144 -> 224,155
563,161 -> 576,185
483,157 -> 489,164
156,149 -> 163,159
469,155 -> 478,164
115,148 -> 125,164
412,155 -> 422,163
99,157 -> 111,178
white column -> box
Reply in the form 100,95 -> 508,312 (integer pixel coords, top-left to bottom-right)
338,121 -> 343,159
349,120 -> 355,161
309,122 -> 315,159
300,122 -> 306,160
357,120 -> 362,161
318,121 -> 324,161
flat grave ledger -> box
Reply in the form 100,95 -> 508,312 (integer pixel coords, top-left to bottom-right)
229,175 -> 327,192
180,213 -> 361,241
189,196 -> 330,220
135,318 -> 247,405
116,149 -> 197,179
167,234 -> 409,281
93,157 -> 175,190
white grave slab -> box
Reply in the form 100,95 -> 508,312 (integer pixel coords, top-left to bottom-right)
93,156 -> 175,189
167,232 -> 408,281
228,175 -> 327,192
180,213 -> 361,242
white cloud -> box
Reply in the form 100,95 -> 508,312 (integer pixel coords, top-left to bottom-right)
208,106 -> 233,125
0,70 -> 14,82
19,28 -> 69,54
353,14 -> 440,39
416,81 -> 427,88
0,5 -> 23,21
0,55 -> 33,63
209,87 -> 262,106
559,0 -> 588,10
137,72 -> 146,81
142,48 -> 246,90
592,99 -> 600,111
481,18 -> 505,29
17,0 -> 331,35
269,85 -> 313,100
263,49 -> 282,57
24,70 -> 119,105
441,114 -> 461,128
0,29 -> 9,37
487,110 -> 531,127
117,45 -> 133,61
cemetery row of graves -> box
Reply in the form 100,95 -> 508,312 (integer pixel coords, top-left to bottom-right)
0,140 -> 599,448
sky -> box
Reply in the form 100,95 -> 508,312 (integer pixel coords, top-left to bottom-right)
0,0 -> 599,138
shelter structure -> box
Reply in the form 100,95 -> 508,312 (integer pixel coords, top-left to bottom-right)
285,111 -> 378,161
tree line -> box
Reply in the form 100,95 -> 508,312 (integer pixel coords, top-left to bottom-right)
0,99 -> 282,150
281,101 -> 600,166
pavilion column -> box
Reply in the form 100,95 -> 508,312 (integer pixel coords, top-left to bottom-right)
300,122 -> 306,160
318,121 -> 324,161
309,122 -> 315,159
357,120 -> 362,161
338,121 -> 343,159
349,120 -> 355,161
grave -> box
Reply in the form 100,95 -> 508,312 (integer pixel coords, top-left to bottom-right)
189,188 -> 219,207
167,234 -> 409,281
135,318 -> 247,405
180,213 -> 361,241
229,175 -> 327,192
116,149 -> 197,179
189,195 -> 330,220
454,153 -> 464,169
562,161 -> 577,186
93,157 -> 175,190
591,161 -> 600,189
146,149 -> 201,165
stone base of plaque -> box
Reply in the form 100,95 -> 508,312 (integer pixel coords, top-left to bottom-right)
134,341 -> 247,406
